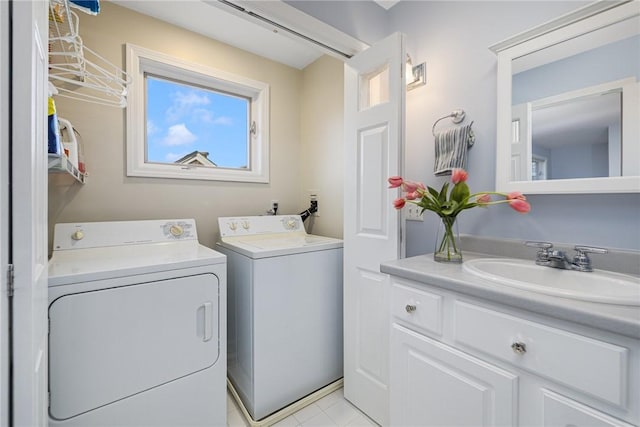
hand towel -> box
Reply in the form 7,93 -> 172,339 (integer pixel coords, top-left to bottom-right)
434,124 -> 474,176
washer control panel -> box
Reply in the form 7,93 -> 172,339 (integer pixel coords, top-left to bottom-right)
219,215 -> 303,237
53,219 -> 198,251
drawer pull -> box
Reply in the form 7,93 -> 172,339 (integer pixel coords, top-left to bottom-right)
511,342 -> 527,355
405,304 -> 417,313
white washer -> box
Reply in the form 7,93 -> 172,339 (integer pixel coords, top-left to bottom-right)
216,215 -> 343,421
48,219 -> 226,427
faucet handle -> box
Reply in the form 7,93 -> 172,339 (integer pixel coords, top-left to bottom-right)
572,245 -> 608,272
574,245 -> 608,255
525,241 -> 553,250
524,241 -> 553,265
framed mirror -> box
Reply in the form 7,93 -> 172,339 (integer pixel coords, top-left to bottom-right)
491,1 -> 640,194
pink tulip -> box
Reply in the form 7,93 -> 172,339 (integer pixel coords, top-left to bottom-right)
393,198 -> 406,209
509,199 -> 531,213
402,180 -> 419,193
406,191 -> 419,200
476,194 -> 491,203
451,169 -> 468,184
507,191 -> 526,201
388,176 -> 403,188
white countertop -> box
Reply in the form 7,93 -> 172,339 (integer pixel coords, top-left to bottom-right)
380,252 -> 640,339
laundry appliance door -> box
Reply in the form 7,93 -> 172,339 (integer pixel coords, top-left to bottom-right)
48,273 -> 219,420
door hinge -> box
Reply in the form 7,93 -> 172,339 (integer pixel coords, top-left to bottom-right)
6,264 -> 14,297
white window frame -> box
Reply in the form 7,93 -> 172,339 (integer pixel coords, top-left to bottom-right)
125,43 -> 270,183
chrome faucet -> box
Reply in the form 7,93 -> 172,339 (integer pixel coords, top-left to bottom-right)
524,241 -> 608,272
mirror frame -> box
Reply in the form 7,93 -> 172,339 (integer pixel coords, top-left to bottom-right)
491,1 -> 640,194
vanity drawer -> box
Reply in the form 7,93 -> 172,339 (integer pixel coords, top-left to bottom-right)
391,281 -> 443,336
454,301 -> 628,407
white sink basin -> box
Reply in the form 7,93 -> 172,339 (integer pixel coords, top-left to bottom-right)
463,258 -> 640,306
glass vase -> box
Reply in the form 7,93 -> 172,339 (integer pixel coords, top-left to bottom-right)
434,216 -> 462,263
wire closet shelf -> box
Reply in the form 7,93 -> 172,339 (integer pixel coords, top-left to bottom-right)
48,0 -> 130,108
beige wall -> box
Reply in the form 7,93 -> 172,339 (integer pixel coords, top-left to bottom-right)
48,2 -> 344,252
300,55 -> 344,239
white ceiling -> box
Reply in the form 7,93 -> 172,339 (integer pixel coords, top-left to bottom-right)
113,1 -> 328,69
111,0 -> 369,70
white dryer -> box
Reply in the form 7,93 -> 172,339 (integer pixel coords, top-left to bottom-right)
48,219 -> 226,427
216,215 -> 343,421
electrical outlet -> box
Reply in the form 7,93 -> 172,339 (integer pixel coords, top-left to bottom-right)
307,189 -> 319,217
405,204 -> 424,221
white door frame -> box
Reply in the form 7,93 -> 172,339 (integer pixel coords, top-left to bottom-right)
11,1 -> 50,425
1,0 -> 10,425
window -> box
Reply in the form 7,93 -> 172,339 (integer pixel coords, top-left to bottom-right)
126,44 -> 270,182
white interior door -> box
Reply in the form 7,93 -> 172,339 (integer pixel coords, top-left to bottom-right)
11,1 -> 49,425
510,103 -> 532,181
343,32 -> 406,426
0,1 -> 10,425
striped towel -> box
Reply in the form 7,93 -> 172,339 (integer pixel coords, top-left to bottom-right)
434,124 -> 474,176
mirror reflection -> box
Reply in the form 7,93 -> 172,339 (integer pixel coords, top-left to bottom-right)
530,90 -> 621,181
510,15 -> 639,182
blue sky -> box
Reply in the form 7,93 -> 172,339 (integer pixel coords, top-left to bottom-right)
146,76 -> 249,168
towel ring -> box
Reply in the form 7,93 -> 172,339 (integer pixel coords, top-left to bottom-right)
432,109 -> 466,136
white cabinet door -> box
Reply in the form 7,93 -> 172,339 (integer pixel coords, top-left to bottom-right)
541,389 -> 635,427
391,324 -> 518,427
11,1 -> 49,425
344,32 -> 406,426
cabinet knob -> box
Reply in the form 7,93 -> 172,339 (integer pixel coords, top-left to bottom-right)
405,304 -> 417,313
511,342 -> 527,355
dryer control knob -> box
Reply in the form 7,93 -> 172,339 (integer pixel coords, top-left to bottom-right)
169,225 -> 184,237
284,217 -> 299,230
71,230 -> 84,241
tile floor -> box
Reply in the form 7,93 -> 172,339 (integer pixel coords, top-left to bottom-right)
227,387 -> 378,427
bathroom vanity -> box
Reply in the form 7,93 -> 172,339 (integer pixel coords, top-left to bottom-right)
381,252 -> 640,427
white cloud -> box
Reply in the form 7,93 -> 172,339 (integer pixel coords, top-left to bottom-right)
164,152 -> 187,162
161,123 -> 197,146
213,116 -> 233,126
147,120 -> 159,136
192,108 -> 233,126
166,91 -> 210,122
193,108 -> 214,123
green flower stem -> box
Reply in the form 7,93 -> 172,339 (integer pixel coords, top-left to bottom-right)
436,216 -> 460,262
435,216 -> 462,262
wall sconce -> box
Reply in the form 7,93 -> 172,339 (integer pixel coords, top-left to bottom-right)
406,55 -> 426,91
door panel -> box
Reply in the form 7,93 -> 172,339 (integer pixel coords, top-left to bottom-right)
49,274 -> 219,420
391,324 -> 518,427
542,389 -> 634,427
11,1 -> 49,425
344,32 -> 406,426
0,1 -> 9,424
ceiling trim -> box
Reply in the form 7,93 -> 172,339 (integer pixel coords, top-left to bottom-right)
373,0 -> 400,11
211,0 -> 370,59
